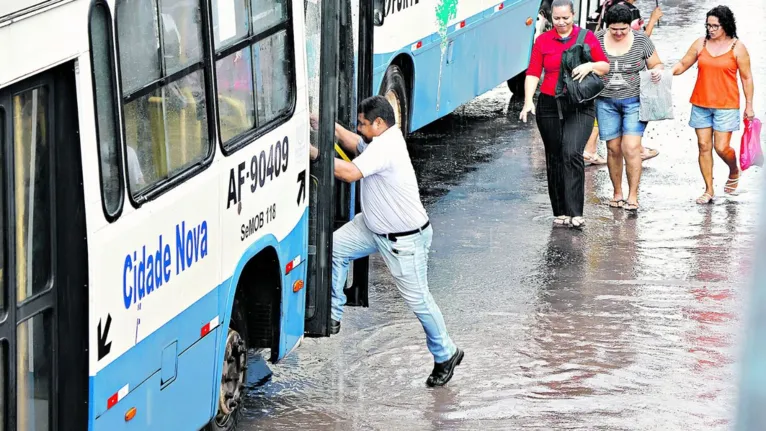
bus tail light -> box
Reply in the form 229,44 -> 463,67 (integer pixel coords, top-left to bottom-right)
454,21 -> 466,31
495,3 -> 504,12
125,407 -> 137,422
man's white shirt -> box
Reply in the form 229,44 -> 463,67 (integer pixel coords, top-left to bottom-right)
352,126 -> 429,235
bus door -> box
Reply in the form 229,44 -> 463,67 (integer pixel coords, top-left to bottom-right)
0,64 -> 88,430
304,0 -> 384,336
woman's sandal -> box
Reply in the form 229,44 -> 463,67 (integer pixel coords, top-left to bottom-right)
608,199 -> 625,208
584,151 -> 607,165
623,202 -> 639,212
553,216 -> 572,227
696,193 -> 714,205
570,217 -> 585,228
641,147 -> 659,161
724,176 -> 740,194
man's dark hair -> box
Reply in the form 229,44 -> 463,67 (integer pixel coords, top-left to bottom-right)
605,3 -> 634,26
707,5 -> 737,39
358,95 -> 396,127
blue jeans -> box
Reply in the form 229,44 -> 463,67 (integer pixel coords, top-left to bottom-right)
332,214 -> 457,363
595,96 -> 647,141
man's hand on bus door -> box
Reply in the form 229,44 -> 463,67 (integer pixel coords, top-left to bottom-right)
334,158 -> 363,183
310,113 -> 319,130
309,144 -> 319,161
334,122 -> 363,156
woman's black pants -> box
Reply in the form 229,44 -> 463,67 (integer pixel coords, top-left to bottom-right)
535,94 -> 596,218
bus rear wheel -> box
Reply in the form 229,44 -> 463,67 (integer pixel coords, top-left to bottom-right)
206,304 -> 248,431
380,64 -> 409,138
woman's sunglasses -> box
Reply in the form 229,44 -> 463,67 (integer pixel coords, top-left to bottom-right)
705,24 -> 721,30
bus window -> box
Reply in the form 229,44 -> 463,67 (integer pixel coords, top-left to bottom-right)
254,30 -> 292,124
12,87 -> 52,304
251,0 -> 287,33
16,311 -> 53,430
212,0 -> 294,148
88,1 -> 124,219
116,0 -> 210,197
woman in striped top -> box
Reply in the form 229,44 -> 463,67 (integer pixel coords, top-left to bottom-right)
595,4 -> 664,212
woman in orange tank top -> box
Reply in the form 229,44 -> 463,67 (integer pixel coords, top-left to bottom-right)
672,6 -> 754,204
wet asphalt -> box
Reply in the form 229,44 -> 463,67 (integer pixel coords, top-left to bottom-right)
240,0 -> 766,429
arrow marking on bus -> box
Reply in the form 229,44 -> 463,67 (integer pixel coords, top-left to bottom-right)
297,170 -> 306,205
98,314 -> 113,361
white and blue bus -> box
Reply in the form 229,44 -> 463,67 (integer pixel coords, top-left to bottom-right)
372,0 -> 606,136
372,0 -> 549,136
0,0 -> 379,429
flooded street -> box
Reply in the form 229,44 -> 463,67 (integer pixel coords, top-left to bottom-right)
241,0 -> 766,428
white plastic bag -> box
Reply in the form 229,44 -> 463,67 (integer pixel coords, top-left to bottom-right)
639,69 -> 674,122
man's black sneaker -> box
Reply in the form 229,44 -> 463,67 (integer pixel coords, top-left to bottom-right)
330,319 -> 341,335
426,348 -> 464,387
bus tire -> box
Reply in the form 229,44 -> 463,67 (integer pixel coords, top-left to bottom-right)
205,300 -> 248,431
380,64 -> 410,138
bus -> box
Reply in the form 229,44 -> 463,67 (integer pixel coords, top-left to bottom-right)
372,0 -> 608,137
372,0 -> 548,136
0,0 -> 379,429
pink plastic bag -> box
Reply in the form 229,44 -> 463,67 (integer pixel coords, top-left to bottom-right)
740,118 -> 763,171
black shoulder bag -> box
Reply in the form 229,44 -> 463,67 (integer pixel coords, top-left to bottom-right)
556,28 -> 605,107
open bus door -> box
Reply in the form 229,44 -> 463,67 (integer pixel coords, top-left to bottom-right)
303,0 -> 383,336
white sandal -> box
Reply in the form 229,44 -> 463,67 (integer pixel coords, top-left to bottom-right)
553,215 -> 571,227
724,176 -> 740,194
570,216 -> 585,228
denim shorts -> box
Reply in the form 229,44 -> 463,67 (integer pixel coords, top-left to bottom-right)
689,105 -> 740,132
595,96 -> 647,141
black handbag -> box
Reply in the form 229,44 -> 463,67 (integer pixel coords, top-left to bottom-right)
556,27 -> 605,105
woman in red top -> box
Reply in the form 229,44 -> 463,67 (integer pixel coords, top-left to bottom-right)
672,6 -> 754,204
520,0 -> 610,228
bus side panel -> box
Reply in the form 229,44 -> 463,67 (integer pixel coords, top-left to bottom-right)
91,288 -> 222,430
93,330 -> 218,430
277,209 -> 309,356
443,1 -> 539,115
476,0 -> 539,89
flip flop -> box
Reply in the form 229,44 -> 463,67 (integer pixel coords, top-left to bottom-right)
608,199 -> 625,208
641,147 -> 659,161
553,216 -> 571,227
623,202 -> 639,212
696,193 -> 714,205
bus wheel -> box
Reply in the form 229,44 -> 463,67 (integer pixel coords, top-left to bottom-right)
207,305 -> 248,431
380,65 -> 409,138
